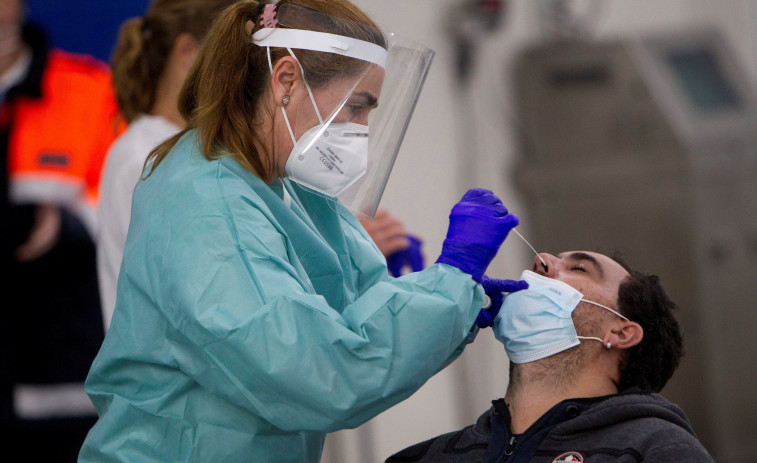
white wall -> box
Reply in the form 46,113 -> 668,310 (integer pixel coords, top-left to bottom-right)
323,1 -> 757,461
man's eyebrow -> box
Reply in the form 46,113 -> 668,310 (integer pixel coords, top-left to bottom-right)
568,252 -> 605,279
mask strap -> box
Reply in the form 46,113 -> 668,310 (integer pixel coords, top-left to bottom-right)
577,299 -> 627,350
576,299 -> 630,350
581,299 -> 629,321
577,336 -> 612,349
267,47 -> 297,144
285,47 -> 324,125
265,46 -> 364,146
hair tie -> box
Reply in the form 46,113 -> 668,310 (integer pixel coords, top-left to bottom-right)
260,4 -> 278,28
253,2 -> 266,22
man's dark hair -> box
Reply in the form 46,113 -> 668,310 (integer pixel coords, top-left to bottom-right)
610,251 -> 684,392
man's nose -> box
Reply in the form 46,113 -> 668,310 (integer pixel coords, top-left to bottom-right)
532,253 -> 555,276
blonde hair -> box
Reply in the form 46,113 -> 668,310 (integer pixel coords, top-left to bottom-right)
145,0 -> 386,183
111,0 -> 236,123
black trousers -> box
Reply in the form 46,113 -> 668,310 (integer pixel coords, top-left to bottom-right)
4,416 -> 97,462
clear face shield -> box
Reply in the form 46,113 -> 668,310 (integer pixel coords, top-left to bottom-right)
252,4 -> 435,218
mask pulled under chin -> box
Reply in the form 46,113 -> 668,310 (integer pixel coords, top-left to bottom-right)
493,270 -> 623,364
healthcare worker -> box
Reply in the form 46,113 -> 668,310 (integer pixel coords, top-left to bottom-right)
97,0 -> 236,330
79,1 -> 525,461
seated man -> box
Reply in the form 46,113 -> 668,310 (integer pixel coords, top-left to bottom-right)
386,250 -> 714,462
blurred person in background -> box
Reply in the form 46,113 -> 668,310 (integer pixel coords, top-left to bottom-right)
97,0 -> 236,330
0,0 -> 121,460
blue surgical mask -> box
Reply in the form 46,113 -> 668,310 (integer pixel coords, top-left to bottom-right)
493,270 -> 629,364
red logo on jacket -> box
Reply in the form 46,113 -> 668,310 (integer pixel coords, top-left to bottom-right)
552,451 -> 585,462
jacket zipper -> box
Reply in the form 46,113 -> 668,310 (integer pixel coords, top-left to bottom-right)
503,435 -> 518,461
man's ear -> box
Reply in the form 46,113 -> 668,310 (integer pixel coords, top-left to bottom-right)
607,321 -> 643,350
270,56 -> 299,106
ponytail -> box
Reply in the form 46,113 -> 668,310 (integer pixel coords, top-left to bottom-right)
148,0 -> 273,179
111,0 -> 236,123
111,17 -> 158,123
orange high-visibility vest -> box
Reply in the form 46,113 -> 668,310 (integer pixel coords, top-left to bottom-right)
5,49 -> 122,234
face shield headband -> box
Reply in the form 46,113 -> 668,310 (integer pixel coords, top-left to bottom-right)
252,28 -> 387,69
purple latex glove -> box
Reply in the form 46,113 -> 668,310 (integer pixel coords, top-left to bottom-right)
436,189 -> 519,282
386,235 -> 425,277
475,276 -> 529,328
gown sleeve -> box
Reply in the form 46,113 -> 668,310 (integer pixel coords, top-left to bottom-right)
118,160 -> 484,434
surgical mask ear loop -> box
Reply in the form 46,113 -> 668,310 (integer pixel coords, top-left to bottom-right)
577,336 -> 612,349
581,299 -> 629,321
577,300 -> 627,349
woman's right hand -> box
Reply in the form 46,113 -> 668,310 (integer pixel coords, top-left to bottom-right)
435,188 -> 519,282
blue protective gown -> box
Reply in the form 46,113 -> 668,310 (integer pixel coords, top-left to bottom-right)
79,131 -> 483,462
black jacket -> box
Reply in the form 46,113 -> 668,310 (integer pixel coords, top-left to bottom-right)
386,389 -> 714,463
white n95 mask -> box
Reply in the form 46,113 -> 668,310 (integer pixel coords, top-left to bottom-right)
284,121 -> 369,197
493,270 -> 629,364
263,45 -> 370,198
